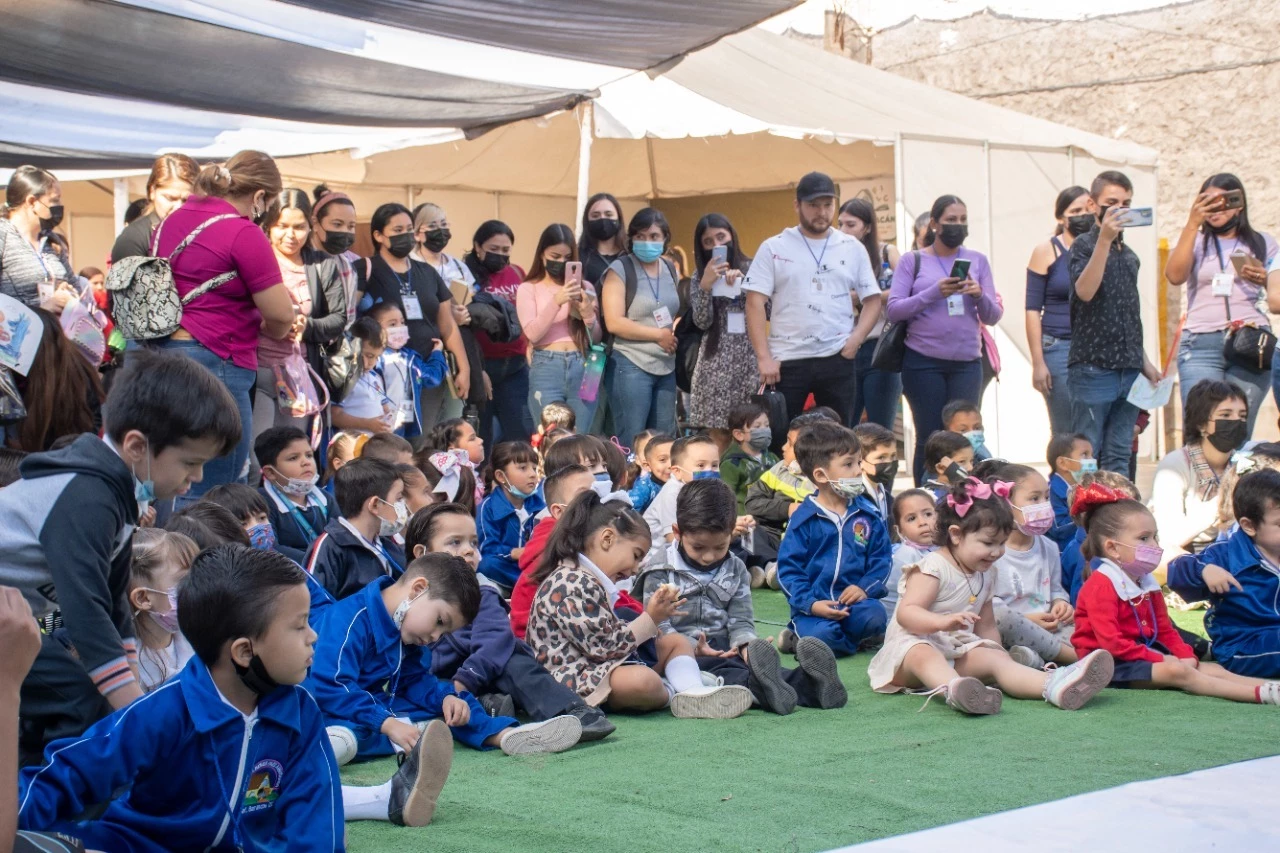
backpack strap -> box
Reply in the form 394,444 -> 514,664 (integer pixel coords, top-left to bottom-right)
622,255 -> 638,315
166,214 -> 240,263
180,270 -> 237,305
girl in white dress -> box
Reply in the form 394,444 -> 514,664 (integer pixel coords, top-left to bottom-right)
868,477 -> 1114,715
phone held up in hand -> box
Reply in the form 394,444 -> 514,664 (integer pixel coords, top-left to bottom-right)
1115,207 -> 1154,228
711,245 -> 729,266
950,258 -> 971,280
1221,189 -> 1245,212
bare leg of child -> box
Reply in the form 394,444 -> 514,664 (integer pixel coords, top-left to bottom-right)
605,665 -> 669,712
1052,643 -> 1079,665
1139,660 -> 1266,703
954,647 -> 1048,698
894,643 -> 959,690
653,632 -> 696,674
1198,661 -> 1270,688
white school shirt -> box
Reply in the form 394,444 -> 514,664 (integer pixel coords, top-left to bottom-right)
742,226 -> 880,362
642,477 -> 685,564
991,535 -> 1067,616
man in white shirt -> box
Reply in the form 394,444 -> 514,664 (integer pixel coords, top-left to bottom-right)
744,172 -> 882,445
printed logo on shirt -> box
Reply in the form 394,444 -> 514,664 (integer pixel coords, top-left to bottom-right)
852,518 -> 870,547
242,759 -> 284,812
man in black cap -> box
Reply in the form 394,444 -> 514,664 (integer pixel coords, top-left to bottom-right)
743,171 -> 882,441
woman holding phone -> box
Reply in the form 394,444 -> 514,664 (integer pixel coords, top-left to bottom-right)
886,194 -> 1002,484
518,223 -> 601,430
1166,173 -> 1277,437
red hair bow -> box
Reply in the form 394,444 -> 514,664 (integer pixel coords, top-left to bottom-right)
1070,482 -> 1122,516
947,477 -> 1013,517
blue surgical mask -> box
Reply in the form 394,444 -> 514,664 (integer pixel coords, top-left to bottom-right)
504,480 -> 537,500
133,444 -> 156,517
964,430 -> 985,451
632,241 -> 664,263
1072,458 -> 1098,483
692,470 -> 721,481
248,522 -> 277,551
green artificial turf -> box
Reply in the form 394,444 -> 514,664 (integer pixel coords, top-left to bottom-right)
343,591 -> 1277,853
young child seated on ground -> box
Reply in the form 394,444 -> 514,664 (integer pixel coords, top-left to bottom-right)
129,529 -> 198,692
974,460 -> 1077,669
625,430 -> 659,492
398,463 -> 434,514
202,483 -> 275,549
1206,443 -> 1280,546
417,447 -> 479,515
255,426 -> 337,563
720,402 -> 780,516
1046,433 -> 1096,552
882,489 -> 938,619
921,430 -> 974,499
634,479 -> 847,714
853,423 -> 898,520
1169,469 -> 1280,678
776,421 -> 891,656
525,492 -> 752,718
360,432 -> 415,466
867,478 -> 1114,715
533,401 -> 576,450
1060,471 -> 1142,604
477,441 -> 546,594
644,435 -> 721,550
307,458 -> 408,600
942,400 -> 988,462
323,430 -> 361,492
1071,483 -> 1280,703
309,553 -> 582,764
407,503 -> 614,740
424,418 -> 486,506
628,431 -> 673,513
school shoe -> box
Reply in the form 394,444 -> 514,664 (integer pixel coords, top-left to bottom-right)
745,638 -> 798,715
1009,645 -> 1046,670
749,566 -> 767,589
777,628 -> 798,655
326,725 -> 358,766
765,561 -> 781,590
670,680 -> 753,719
1043,650 -> 1114,710
1257,682 -> 1280,705
479,692 -> 516,719
389,720 -> 453,827
794,636 -> 848,709
567,704 -> 617,741
499,715 -> 582,755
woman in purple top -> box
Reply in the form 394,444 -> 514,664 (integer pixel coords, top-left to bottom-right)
886,195 -> 1002,484
151,151 -> 295,497
1166,173 -> 1277,437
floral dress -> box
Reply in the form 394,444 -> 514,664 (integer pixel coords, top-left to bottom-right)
687,275 -> 760,429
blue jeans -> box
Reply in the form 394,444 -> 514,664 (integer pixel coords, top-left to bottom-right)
1179,329 -> 1270,437
527,349 -> 598,434
152,339 -> 255,497
852,337 -> 902,429
899,347 -> 982,484
1040,333 -> 1074,435
482,356 -> 533,446
609,353 -> 677,444
1069,363 -> 1140,474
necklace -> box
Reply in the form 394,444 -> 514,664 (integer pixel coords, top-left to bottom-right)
961,568 -> 983,605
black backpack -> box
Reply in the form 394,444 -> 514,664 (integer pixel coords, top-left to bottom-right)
610,254 -> 681,353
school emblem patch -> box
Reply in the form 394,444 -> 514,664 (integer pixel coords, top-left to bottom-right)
242,759 -> 283,812
851,518 -> 870,547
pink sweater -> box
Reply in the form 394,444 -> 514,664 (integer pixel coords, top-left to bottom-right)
516,279 -> 600,349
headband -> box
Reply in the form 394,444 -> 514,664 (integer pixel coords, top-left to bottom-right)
314,190 -> 352,215
947,477 -> 1013,518
1070,482 -> 1123,517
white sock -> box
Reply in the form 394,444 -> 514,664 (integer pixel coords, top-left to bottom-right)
664,654 -> 704,694
660,677 -> 676,704
342,780 -> 393,822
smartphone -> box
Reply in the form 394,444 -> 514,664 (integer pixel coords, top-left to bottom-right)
1230,250 -> 1250,276
950,258 -> 971,280
565,261 -> 583,288
711,245 -> 729,266
1116,207 -> 1154,228
1221,189 -> 1245,211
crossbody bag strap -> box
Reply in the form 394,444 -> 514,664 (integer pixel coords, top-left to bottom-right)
167,214 -> 239,263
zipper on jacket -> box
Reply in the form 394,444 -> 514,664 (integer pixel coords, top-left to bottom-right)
210,716 -> 256,849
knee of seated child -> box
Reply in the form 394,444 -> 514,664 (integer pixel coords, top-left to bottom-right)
657,631 -> 695,656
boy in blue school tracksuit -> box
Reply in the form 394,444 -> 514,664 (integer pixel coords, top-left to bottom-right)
776,422 -> 891,656
477,441 -> 546,592
306,458 -> 408,601
1168,469 -> 1280,678
308,555 -> 583,764
1046,433 -> 1095,552
254,426 -> 338,564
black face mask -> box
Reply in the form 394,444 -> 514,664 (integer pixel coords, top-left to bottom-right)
870,460 -> 899,487
937,223 -> 968,249
39,203 -> 64,230
386,232 -> 416,259
422,228 -> 451,253
482,252 -> 510,274
545,260 -> 566,281
677,542 -> 730,574
1208,215 -> 1240,236
1066,214 -> 1096,237
1207,419 -> 1247,454
234,651 -> 282,696
586,217 -> 620,241
320,229 -> 355,255
943,462 -> 968,485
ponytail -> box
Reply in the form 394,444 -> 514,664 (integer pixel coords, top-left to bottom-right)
533,491 -> 647,584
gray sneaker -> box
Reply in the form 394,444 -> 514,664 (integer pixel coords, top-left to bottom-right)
765,561 -> 781,590
745,638 -> 798,715
1009,645 -> 1046,670
669,683 -> 753,719
479,692 -> 516,720
749,566 -> 767,589
389,720 -> 453,827
498,715 -> 582,755
777,628 -> 798,655
794,636 -> 847,709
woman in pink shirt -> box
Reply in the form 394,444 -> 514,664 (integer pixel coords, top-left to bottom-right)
517,223 -> 602,430
151,151 -> 294,496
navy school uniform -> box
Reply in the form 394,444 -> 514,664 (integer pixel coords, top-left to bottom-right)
305,517 -> 407,602
305,571 -> 337,633
18,656 -> 344,853
1047,472 -> 1077,553
477,487 -> 545,591
260,481 -> 337,565
776,494 -> 891,656
429,576 -> 587,721
305,577 -> 516,757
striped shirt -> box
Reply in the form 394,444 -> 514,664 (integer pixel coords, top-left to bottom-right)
0,218 -> 73,307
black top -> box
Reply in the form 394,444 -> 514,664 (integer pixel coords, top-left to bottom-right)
109,211 -> 160,263
582,247 -> 623,290
1067,228 -> 1144,370
364,254 -> 451,355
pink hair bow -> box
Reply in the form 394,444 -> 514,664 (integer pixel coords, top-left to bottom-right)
947,477 -> 1013,517
428,451 -> 463,502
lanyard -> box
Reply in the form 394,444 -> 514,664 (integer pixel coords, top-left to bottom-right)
638,260 -> 661,302
265,479 -> 323,544
801,231 -> 831,272
1127,593 -> 1159,646
931,250 -> 960,280
1211,234 -> 1241,276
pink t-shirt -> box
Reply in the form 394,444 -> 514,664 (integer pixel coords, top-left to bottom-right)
154,195 -> 282,370
257,261 -> 312,366
517,279 -> 599,349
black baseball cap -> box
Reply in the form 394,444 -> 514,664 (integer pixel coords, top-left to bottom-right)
796,171 -> 838,202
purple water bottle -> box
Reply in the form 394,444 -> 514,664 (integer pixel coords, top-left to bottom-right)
578,345 -> 606,403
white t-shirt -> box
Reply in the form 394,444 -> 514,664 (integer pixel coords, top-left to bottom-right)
138,632 -> 194,693
643,477 -> 684,563
336,363 -> 392,431
991,535 -> 1067,616
743,226 -> 880,362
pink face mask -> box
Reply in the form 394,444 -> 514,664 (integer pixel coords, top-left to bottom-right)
1015,501 -> 1054,537
1117,542 -> 1163,579
386,325 -> 410,350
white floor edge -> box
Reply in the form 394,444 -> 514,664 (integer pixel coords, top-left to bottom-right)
832,754 -> 1280,852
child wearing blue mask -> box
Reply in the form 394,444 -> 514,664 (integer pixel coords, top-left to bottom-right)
942,400 -> 989,462
1047,432 -> 1096,552
477,441 -> 546,595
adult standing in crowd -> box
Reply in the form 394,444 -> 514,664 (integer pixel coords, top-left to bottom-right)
151,150 -> 295,495
1026,186 -> 1095,433
363,202 -> 469,430
0,166 -> 76,314
310,186 -> 363,327
1068,171 -> 1162,474
110,154 -> 199,263
519,222 -> 601,430
601,207 -> 682,441
463,219 -> 530,444
687,213 -> 756,445
1166,174 -> 1277,437
579,193 -> 627,294
838,198 -> 900,429
886,194 -> 1002,484
744,172 -> 881,442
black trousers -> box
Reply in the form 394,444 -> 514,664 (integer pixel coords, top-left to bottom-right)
495,643 -> 586,721
696,653 -> 822,708
774,352 -> 857,449
20,633 -> 113,767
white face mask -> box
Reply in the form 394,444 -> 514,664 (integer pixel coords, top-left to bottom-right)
392,589 -> 425,629
386,325 -> 410,350
274,471 -> 318,498
378,498 -> 410,538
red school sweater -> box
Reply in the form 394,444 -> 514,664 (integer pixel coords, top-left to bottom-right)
1071,569 -> 1195,664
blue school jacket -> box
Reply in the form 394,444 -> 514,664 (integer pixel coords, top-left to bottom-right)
306,517 -> 406,602
776,494 -> 892,616
1048,473 -> 1077,552
477,487 -> 545,589
1168,530 -> 1280,669
305,577 -> 456,733
261,481 -> 337,565
429,578 -> 518,694
19,656 -> 343,853
306,571 -> 337,632
1059,526 -> 1088,604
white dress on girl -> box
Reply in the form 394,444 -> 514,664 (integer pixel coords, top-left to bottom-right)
867,549 -> 1002,693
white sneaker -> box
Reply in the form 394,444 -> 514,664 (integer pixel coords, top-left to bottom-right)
1043,650 -> 1114,710
670,684 -> 752,719
326,725 -> 358,766
1009,645 -> 1046,670
765,561 -> 781,590
498,715 -> 582,756
749,566 -> 767,589
1258,682 -> 1280,705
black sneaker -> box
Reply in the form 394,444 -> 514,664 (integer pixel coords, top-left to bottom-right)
479,692 -> 516,719
567,705 -> 616,742
794,636 -> 848,709
745,638 -> 798,715
388,720 -> 453,827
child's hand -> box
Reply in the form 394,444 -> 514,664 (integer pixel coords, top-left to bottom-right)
811,600 -> 850,620
381,718 -> 421,752
510,547 -> 524,560
1049,599 -> 1074,625
733,515 -> 754,536
938,611 -> 981,632
1027,611 -> 1059,631
431,338 -> 444,353
837,584 -> 867,605
1202,564 -> 1242,595
645,585 -> 684,623
138,505 -> 157,528
442,694 -> 471,726
695,632 -> 733,658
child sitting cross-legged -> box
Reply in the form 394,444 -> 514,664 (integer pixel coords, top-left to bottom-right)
306,458 -> 409,600
408,503 -> 615,740
867,477 -> 1114,714
255,426 -> 337,564
525,492 -> 752,718
477,441 -> 546,595
128,528 -> 199,693
308,552 -> 583,769
634,478 -> 848,714
882,489 -> 938,620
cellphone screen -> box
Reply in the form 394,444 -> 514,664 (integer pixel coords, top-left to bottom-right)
950,258 -> 971,280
